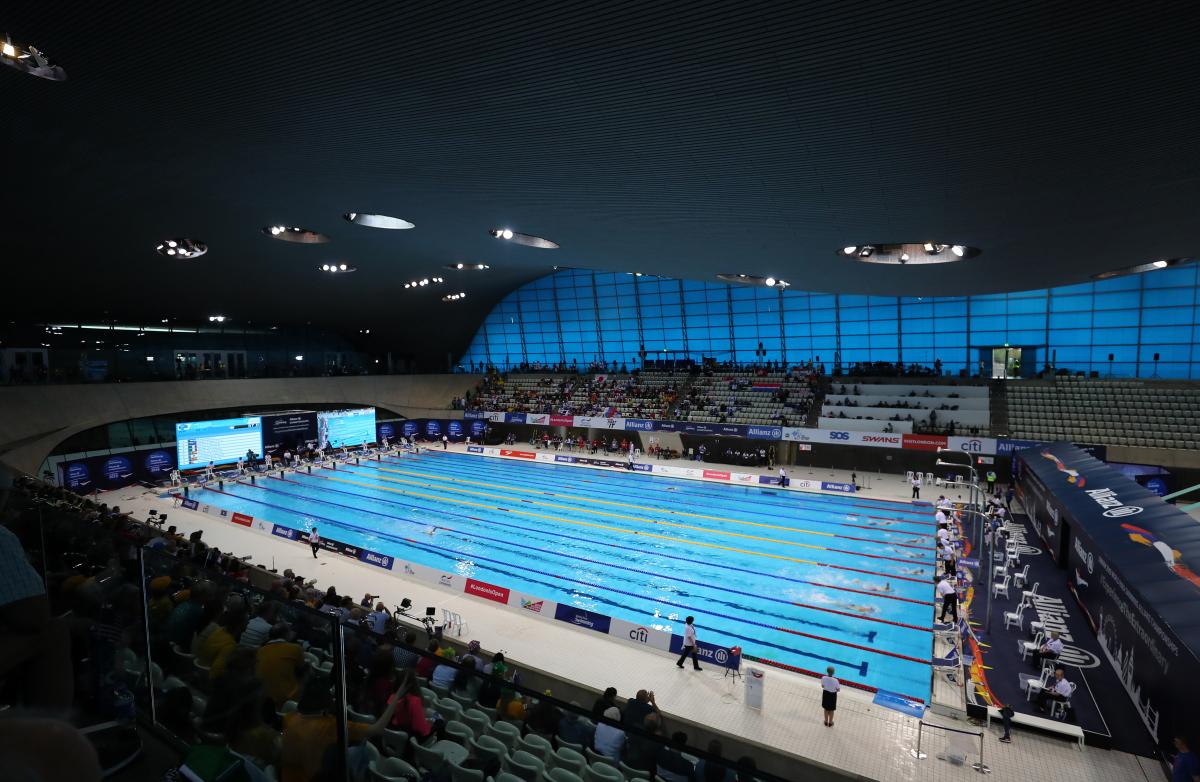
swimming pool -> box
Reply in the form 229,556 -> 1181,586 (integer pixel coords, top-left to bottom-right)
184,451 -> 936,699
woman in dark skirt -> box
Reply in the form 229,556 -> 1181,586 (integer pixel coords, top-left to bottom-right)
820,666 -> 841,727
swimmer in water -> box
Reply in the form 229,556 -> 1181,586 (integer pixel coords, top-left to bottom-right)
899,567 -> 926,575
862,582 -> 892,593
424,525 -> 437,535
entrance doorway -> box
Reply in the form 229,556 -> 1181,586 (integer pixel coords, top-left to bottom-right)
991,347 -> 1023,379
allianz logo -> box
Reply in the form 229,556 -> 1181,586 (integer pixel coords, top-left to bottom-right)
748,427 -> 781,437
1085,487 -> 1143,518
363,551 -> 391,567
1073,536 -> 1094,574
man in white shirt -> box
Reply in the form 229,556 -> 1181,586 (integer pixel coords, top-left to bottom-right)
941,543 -> 957,575
911,475 -> 922,499
935,508 -> 948,526
936,575 -> 958,623
1035,668 -> 1073,714
936,526 -> 951,547
778,467 -> 789,487
1033,631 -> 1065,667
674,616 -> 702,671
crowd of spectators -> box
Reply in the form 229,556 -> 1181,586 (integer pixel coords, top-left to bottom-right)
2,475 -> 766,782
470,371 -> 682,419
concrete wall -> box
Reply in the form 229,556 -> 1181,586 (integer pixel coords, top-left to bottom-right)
0,375 -> 480,474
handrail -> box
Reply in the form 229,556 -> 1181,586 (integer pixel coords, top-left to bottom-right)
909,720 -> 990,774
1162,482 -> 1200,501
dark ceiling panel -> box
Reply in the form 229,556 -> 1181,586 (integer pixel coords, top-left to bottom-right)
2,0 -> 1198,361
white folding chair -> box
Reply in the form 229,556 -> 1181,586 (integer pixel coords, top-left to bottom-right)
1021,581 -> 1040,603
905,470 -> 915,483
1003,602 -> 1026,632
1013,564 -> 1031,589
992,574 -> 1011,600
1049,682 -> 1077,719
1019,631 -> 1044,662
924,472 -> 935,485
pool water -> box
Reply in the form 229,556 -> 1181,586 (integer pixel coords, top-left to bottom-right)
186,451 -> 936,699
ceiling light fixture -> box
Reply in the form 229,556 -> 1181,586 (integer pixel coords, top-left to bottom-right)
951,245 -> 965,257
490,228 -> 559,249
1092,258 -> 1193,280
442,292 -> 468,302
0,36 -> 66,81
838,242 -> 980,265
208,315 -> 226,323
842,246 -> 858,256
319,263 -> 357,273
343,212 -> 415,229
156,238 -> 208,259
764,277 -> 776,287
445,263 -> 490,271
858,246 -> 875,257
262,226 -> 330,244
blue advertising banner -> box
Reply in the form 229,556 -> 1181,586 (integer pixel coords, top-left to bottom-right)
505,413 -> 527,424
271,524 -> 297,540
667,636 -> 740,670
377,422 -> 396,441
402,420 -> 419,438
1016,443 -> 1200,748
821,481 -> 856,494
554,455 -> 577,463
467,446 -> 484,453
553,604 -> 612,634
996,438 -> 1042,456
463,411 -> 486,419
358,548 -> 395,570
262,412 -> 318,455
447,420 -> 464,439
745,425 -> 784,440
469,419 -> 488,437
143,449 -> 175,478
181,498 -> 200,511
623,419 -> 657,431
424,419 -> 443,438
98,455 -> 135,488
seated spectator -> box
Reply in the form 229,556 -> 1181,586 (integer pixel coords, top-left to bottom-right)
478,654 -> 508,706
238,600 -> 278,649
164,581 -> 212,650
623,689 -> 659,728
695,739 -> 736,782
593,706 -> 626,762
283,677 -> 403,782
388,669 -> 445,742
1032,631 -> 1064,667
390,630 -> 419,670
415,639 -> 439,679
358,647 -> 398,716
656,732 -> 697,782
498,688 -> 528,722
1035,667 -> 1073,715
625,712 -> 663,772
196,609 -> 243,678
592,686 -> 619,719
146,576 -> 176,629
524,689 -> 562,737
430,651 -> 458,690
558,704 -> 595,747
255,623 -> 307,707
451,656 -> 478,697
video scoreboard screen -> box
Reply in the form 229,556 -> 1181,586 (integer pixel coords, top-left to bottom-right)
318,408 -> 376,448
176,417 -> 264,468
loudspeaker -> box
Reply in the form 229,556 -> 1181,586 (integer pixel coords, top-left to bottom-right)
1154,353 -> 1160,361
1108,354 -> 1114,361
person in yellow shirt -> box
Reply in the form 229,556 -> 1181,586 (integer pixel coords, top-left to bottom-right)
255,624 -> 308,707
196,611 -> 242,679
282,677 -> 403,782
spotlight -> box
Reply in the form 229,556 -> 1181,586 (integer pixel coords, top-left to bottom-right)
339,263 -> 347,271
858,246 -> 874,257
477,263 -> 488,270
900,253 -> 910,262
1152,260 -> 1168,268
294,355 -> 304,361
456,263 -> 464,269
764,277 -> 776,287
167,249 -> 176,255
501,229 -> 514,240
2,42 -> 14,58
270,226 -> 281,235
322,264 -> 330,271
951,245 -> 965,257
842,246 -> 858,256
167,240 -> 177,248
923,242 -> 946,255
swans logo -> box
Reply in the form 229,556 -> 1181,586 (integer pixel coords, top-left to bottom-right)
1085,487 -> 1143,518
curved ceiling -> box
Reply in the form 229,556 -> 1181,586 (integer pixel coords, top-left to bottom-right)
2,1 -> 1198,362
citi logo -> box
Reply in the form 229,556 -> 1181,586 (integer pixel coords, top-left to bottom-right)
1085,487 -> 1143,518
959,439 -> 983,452
629,627 -> 650,643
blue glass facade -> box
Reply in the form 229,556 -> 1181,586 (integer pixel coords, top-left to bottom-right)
459,266 -> 1200,379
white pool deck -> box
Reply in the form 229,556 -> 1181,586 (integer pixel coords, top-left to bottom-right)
103,445 -> 1161,782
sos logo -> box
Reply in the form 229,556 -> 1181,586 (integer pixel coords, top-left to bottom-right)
829,431 -> 851,441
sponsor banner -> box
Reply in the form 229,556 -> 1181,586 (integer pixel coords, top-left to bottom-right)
271,524 -> 297,540
526,413 -> 550,425
631,463 -> 653,472
464,578 -> 511,604
731,472 -> 758,484
469,419 -> 488,437
231,512 -> 254,527
447,420 -> 464,439
901,433 -> 947,452
487,412 -> 506,423
143,449 -> 175,477
623,418 -> 657,431
853,432 -> 904,448
702,469 -> 731,481
599,417 -> 626,430
821,481 -> 856,493
667,636 -> 739,669
511,592 -> 556,617
759,475 -> 780,485
180,498 -> 200,510
402,420 -> 420,438
377,422 -> 396,441
554,455 -> 577,463
781,427 -> 818,442
534,453 -> 557,463
948,435 -> 998,456
505,413 -> 527,424
62,461 -> 93,491
550,414 -> 575,427
745,425 -> 784,440
467,446 -> 485,453
262,412 -> 318,455
424,419 -> 443,438
996,438 -> 1041,457
499,449 -> 536,460
553,604 -> 612,634
463,410 -> 486,419
358,549 -> 394,570
608,617 -> 673,652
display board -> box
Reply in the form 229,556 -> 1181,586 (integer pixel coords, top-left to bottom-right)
175,417 -> 263,468
318,407 -> 376,448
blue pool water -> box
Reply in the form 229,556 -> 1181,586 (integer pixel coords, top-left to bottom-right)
185,451 -> 936,699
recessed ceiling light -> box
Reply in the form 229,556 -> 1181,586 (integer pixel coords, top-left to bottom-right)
764,277 -> 776,287
490,228 -> 559,249
842,246 -> 858,256
343,212 -> 415,230
156,238 -> 208,259
838,242 -> 980,265
0,37 -> 66,81
1092,258 -> 1193,280
262,226 -> 329,244
319,263 -> 357,273
442,292 -> 468,302
444,263 -> 490,271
